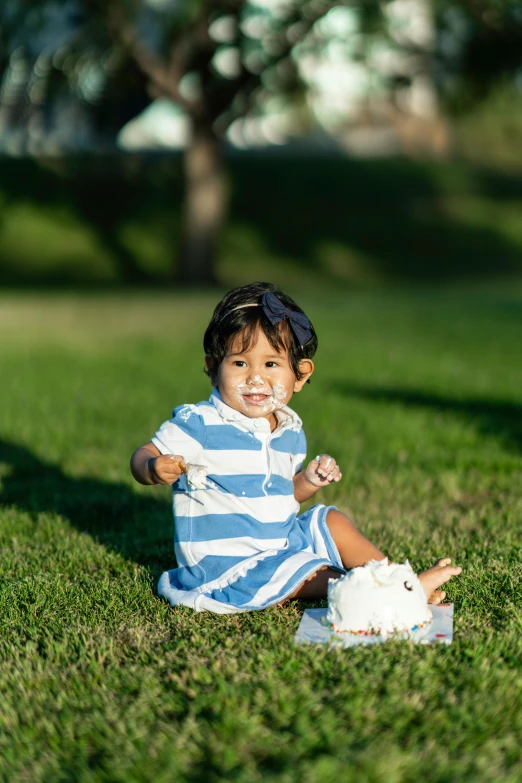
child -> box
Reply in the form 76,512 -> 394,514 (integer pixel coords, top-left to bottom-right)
131,282 -> 461,614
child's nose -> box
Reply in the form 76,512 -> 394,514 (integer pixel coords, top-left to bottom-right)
246,372 -> 266,386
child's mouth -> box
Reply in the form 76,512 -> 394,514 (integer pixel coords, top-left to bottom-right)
243,393 -> 271,405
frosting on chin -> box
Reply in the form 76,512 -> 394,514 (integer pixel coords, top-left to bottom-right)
326,559 -> 432,636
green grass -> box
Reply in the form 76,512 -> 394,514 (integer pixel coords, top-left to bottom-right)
0,288 -> 521,782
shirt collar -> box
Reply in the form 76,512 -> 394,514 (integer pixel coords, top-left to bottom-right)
209,388 -> 302,432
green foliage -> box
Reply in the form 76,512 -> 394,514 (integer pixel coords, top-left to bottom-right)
0,289 -> 521,780
454,83 -> 522,172
435,0 -> 522,108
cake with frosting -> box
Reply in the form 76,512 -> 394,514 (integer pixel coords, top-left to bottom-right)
326,559 -> 432,637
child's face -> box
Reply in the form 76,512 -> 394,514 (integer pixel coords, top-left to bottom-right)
210,328 -> 313,423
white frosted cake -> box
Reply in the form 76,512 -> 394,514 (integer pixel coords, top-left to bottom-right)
326,559 -> 432,637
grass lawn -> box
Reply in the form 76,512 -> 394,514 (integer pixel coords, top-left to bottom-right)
0,287 -> 521,782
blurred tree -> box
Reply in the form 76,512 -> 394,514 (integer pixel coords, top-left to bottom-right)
0,0 -> 154,281
2,0 -> 521,284
435,0 -> 522,110
89,0 -> 348,285
1,0 -> 349,284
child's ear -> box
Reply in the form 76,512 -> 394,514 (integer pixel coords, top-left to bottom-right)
205,355 -> 218,386
293,359 -> 314,392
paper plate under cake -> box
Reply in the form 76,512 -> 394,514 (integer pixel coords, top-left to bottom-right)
294,560 -> 454,648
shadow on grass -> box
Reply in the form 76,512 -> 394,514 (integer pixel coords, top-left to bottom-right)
334,382 -> 522,455
1,153 -> 522,286
0,439 -> 328,614
0,438 -> 174,584
230,155 -> 522,283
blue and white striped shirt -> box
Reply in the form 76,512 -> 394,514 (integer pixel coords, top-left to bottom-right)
153,389 -> 343,613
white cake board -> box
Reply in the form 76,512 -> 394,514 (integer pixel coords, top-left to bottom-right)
294,603 -> 454,647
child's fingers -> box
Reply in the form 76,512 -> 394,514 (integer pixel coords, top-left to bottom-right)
315,454 -> 339,480
327,466 -> 342,483
305,455 -> 341,487
314,454 -> 331,477
168,454 -> 187,472
160,459 -> 185,475
152,455 -> 186,483
304,459 -> 327,486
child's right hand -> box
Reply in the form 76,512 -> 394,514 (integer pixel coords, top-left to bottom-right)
149,454 -> 187,485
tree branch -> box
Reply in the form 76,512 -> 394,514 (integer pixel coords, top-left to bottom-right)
105,3 -> 198,115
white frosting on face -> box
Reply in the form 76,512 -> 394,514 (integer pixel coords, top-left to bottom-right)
271,381 -> 287,408
233,379 -> 288,414
216,328 -> 299,419
327,559 -> 432,636
186,464 -> 208,490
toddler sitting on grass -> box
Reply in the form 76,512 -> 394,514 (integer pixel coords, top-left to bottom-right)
131,282 -> 461,613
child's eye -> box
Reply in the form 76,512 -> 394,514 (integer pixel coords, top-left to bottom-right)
266,361 -> 278,368
233,360 -> 246,367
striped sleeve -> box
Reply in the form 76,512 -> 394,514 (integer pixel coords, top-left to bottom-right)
152,404 -> 205,463
293,429 -> 307,475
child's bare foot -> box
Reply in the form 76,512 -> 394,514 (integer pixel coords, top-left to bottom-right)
418,558 -> 462,604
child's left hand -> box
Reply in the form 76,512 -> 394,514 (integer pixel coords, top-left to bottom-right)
304,454 -> 342,488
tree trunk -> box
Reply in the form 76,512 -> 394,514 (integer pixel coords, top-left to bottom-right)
178,120 -> 227,285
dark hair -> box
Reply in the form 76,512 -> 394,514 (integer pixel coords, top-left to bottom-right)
203,282 -> 318,383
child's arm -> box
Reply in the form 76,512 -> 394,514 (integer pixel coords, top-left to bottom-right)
293,454 -> 342,503
130,441 -> 187,486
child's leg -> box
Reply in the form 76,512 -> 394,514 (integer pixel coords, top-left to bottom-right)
286,509 -> 461,603
326,508 -> 386,568
326,509 -> 461,602
284,510 -> 384,601
283,566 -> 338,601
